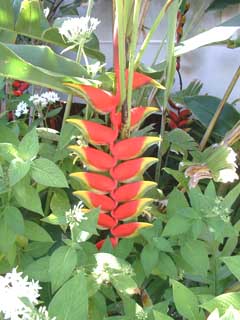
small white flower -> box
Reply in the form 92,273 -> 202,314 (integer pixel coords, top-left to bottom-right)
65,201 -> 87,228
41,91 -> 60,104
59,17 -> 100,44
29,91 -> 59,108
43,7 -> 50,18
34,306 -> 56,320
15,101 -> 29,118
217,168 -> 238,183
0,268 -> 41,320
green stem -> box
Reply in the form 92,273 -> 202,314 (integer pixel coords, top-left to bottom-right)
123,0 -> 141,136
199,66 -> 240,151
62,45 -> 83,126
155,0 -> 178,184
134,0 -> 174,69
116,0 -> 126,106
86,0 -> 94,17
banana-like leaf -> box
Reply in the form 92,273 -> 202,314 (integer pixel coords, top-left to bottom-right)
0,0 -> 105,62
207,0 -> 240,11
0,42 -> 99,93
184,95 -> 240,137
175,14 -> 240,56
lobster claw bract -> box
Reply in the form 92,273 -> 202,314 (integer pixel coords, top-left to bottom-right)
66,119 -> 118,145
111,222 -> 152,238
70,172 -> 116,194
73,191 -> 116,211
111,157 -> 158,183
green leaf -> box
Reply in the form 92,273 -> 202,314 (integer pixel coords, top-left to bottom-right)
49,273 -> 88,320
162,215 -> 191,237
111,275 -> 138,295
221,256 -> 240,281
31,158 -> 68,188
153,311 -> 173,320
167,188 -> 189,217
141,244 -> 159,277
15,0 -> 50,38
0,143 -> 19,162
0,216 -> 16,253
181,240 -> 209,276
49,246 -> 77,292
18,127 -> 39,160
24,256 -> 50,282
24,220 -> 53,243
0,124 -> 19,145
202,292 -> 240,315
175,15 -> 240,56
158,252 -> 177,278
13,179 -> 43,215
0,0 -> 14,30
50,189 -> 71,215
167,129 -> 198,155
222,182 -> 240,209
3,206 -> 24,235
8,158 -> 31,186
207,0 -> 240,11
0,42 -> 94,94
172,280 -> 201,320
184,96 -> 240,137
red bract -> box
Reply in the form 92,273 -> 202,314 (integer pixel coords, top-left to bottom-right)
66,24 -> 166,248
12,80 -> 29,96
168,106 -> 192,131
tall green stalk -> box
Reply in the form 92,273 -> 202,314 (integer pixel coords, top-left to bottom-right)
155,0 -> 179,184
134,0 -> 175,69
123,0 -> 141,136
115,0 -> 126,106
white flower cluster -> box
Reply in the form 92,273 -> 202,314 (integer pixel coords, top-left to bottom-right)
29,91 -> 60,108
0,268 -> 40,319
58,17 -> 100,44
15,101 -> 29,118
65,201 -> 87,228
0,268 -> 55,320
217,147 -> 238,183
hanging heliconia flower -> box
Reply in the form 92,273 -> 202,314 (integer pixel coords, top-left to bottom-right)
65,17 -> 164,249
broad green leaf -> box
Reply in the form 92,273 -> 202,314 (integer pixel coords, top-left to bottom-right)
49,246 -> 77,292
222,182 -> 240,209
0,42 -> 95,94
181,240 -> 209,276
167,129 -> 198,155
13,179 -> 43,215
162,215 -> 191,236
0,217 -> 16,253
221,256 -> 240,281
3,206 -> 24,235
207,0 -> 240,11
24,256 -> 50,282
8,158 -> 31,186
141,244 -> 159,277
25,241 -> 53,258
49,273 -> 88,320
184,96 -> 240,137
0,0 -> 14,30
202,292 -> 240,315
18,127 -> 39,160
167,188 -> 189,217
24,220 -> 53,243
172,280 -> 200,320
31,158 -> 68,188
157,252 -> 177,278
164,168 -> 189,189
112,275 -> 138,295
89,293 -> 107,320
15,0 -> 49,37
153,311 -> 173,320
50,189 -> 71,215
0,143 -> 19,162
175,15 -> 240,56
0,124 -> 19,145
153,237 -> 173,253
